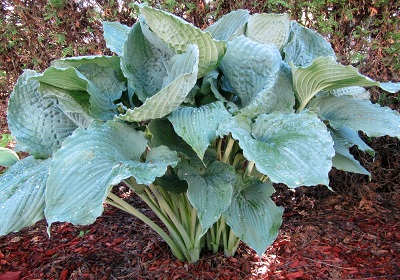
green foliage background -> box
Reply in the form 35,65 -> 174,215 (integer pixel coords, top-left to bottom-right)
0,0 -> 399,197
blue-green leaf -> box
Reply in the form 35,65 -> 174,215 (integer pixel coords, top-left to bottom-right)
0,157 -> 51,235
8,70 -> 81,158
283,21 -> 335,67
180,161 -> 236,237
45,121 -> 179,227
34,64 -> 125,121
219,111 -> 335,187
168,102 -> 231,160
220,36 -> 282,108
205,9 -> 250,41
239,62 -> 296,118
329,128 -> 371,176
121,22 -> 173,102
102,21 -> 131,56
309,94 -> 400,138
148,118 -> 203,167
137,4 -> 225,78
246,13 -> 290,50
223,176 -> 283,256
118,44 -> 199,122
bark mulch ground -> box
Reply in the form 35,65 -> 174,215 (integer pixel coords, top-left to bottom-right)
0,185 -> 399,280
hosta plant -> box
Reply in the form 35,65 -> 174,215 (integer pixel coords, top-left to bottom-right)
1,5 -> 400,263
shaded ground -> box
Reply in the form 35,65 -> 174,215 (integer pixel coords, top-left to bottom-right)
0,185 -> 399,280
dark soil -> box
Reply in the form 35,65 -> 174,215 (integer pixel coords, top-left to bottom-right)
0,185 -> 399,279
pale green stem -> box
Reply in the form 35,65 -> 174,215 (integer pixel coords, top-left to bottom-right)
221,136 -> 235,164
244,160 -> 255,177
148,184 -> 193,252
106,192 -> 185,261
136,190 -> 192,261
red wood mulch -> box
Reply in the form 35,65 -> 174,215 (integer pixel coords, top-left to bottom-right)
0,186 -> 399,280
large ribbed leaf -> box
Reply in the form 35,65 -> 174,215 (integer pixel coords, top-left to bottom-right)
118,44 -> 199,122
102,21 -> 131,56
330,128 -> 371,176
246,13 -> 290,50
168,102 -> 231,159
240,62 -> 296,118
292,56 -> 381,112
329,86 -> 370,99
220,36 -> 281,108
218,111 -> 335,187
309,94 -> 400,138
180,161 -> 236,237
45,121 -> 179,227
34,63 -> 125,121
223,176 -> 283,256
8,70 -> 80,158
138,4 -> 225,78
283,21 -> 335,67
205,9 -> 250,41
0,157 -> 51,235
121,23 -> 173,102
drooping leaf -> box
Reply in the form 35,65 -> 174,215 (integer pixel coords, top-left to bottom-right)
291,56 -> 381,111
34,65 -> 124,121
309,94 -> 400,138
0,156 -> 51,235
121,22 -> 173,102
205,9 -> 250,41
180,161 -> 236,237
168,101 -> 231,159
330,128 -> 371,176
223,176 -> 283,256
0,148 -> 19,167
45,121 -> 179,227
219,36 -> 281,108
7,70 -> 81,158
137,4 -> 226,78
283,21 -> 335,67
246,13 -> 290,50
148,118 -> 202,167
329,86 -> 370,99
218,111 -> 335,187
117,44 -> 199,122
102,21 -> 131,56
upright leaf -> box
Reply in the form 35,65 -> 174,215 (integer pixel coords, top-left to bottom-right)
118,44 -> 199,122
45,121 -> 179,227
168,102 -> 231,160
283,21 -> 335,67
205,9 -> 250,41
138,4 -> 226,78
309,94 -> 400,138
220,36 -> 281,108
121,23 -> 173,102
246,13 -> 290,50
0,157 -> 51,235
180,161 -> 236,237
8,70 -> 80,158
102,21 -> 131,56
223,176 -> 283,256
